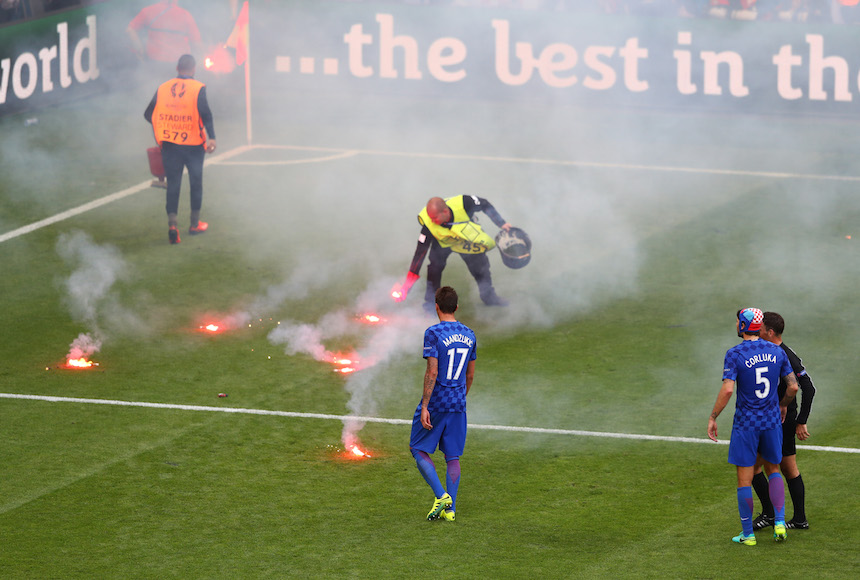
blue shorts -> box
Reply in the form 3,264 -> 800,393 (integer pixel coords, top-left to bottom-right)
409,410 -> 467,458
728,426 -> 783,467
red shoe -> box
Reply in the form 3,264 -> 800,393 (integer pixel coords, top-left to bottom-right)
169,226 -> 180,244
189,221 -> 209,235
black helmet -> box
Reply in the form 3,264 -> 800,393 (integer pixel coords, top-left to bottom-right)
495,227 -> 531,269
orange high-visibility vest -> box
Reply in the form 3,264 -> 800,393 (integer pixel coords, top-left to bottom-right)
152,78 -> 207,146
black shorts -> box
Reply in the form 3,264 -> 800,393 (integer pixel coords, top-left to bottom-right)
782,413 -> 797,457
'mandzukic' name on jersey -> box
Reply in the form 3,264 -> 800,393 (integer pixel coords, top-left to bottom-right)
442,333 -> 474,348
722,339 -> 792,431
420,320 -> 477,414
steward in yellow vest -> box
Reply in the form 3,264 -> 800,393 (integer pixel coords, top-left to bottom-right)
417,196 -> 496,254
395,195 -> 513,312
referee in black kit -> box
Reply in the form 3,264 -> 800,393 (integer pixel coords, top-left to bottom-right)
752,311 -> 816,531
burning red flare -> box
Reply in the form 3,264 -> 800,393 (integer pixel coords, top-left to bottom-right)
345,444 -> 371,459
328,351 -> 363,373
197,319 -> 228,334
358,313 -> 386,325
203,44 -> 235,74
328,441 -> 373,460
65,357 -> 98,369
194,312 -> 255,334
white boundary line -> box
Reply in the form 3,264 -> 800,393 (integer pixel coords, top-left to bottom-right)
4,143 -> 859,245
0,182 -> 151,245
2,393 -> 857,454
250,144 -> 860,183
0,145 -> 253,245
216,150 -> 359,166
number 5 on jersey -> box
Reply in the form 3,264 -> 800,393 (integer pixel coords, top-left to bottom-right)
755,366 -> 770,399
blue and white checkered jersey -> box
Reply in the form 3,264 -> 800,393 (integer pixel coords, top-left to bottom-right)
420,320 -> 477,414
722,339 -> 793,431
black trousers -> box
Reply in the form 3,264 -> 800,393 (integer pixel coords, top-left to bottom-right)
161,141 -> 205,216
424,241 -> 496,305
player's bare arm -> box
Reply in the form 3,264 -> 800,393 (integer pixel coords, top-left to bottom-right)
421,356 -> 438,430
779,372 -> 799,422
464,359 -> 475,396
708,379 -> 735,442
780,372 -> 799,407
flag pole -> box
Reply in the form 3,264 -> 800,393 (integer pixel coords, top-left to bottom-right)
244,3 -> 252,146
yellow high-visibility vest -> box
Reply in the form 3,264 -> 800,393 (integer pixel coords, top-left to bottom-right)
418,196 -> 496,254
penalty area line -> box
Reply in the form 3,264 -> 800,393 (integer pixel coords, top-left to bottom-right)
2,393 -> 857,454
0,145 -> 253,245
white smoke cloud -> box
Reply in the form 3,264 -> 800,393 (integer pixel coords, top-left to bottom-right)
56,230 -> 146,361
268,309 -> 355,361
474,181 -> 640,329
67,332 -> 103,362
202,3 -> 860,443
57,230 -> 127,328
339,312 -> 426,448
214,252 -> 363,333
265,270 -> 427,447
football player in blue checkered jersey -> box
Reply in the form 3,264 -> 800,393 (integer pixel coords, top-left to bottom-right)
751,311 -> 817,531
409,286 -> 476,522
708,308 -> 799,546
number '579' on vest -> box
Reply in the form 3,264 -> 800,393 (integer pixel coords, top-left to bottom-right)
152,78 -> 207,146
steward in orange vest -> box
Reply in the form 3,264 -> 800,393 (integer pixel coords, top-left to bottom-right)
144,54 -> 216,244
152,76 -> 207,146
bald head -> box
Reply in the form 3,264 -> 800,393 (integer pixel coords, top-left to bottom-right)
426,197 -> 451,225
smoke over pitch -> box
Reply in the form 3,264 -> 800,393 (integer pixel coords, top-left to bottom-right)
217,3 -> 860,441
266,275 -> 427,447
226,9 -> 854,330
56,231 -> 145,361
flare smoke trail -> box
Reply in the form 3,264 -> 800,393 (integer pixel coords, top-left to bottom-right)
56,230 -> 142,360
67,332 -> 103,361
268,310 -> 355,361
267,278 -> 427,447
339,309 -> 426,449
217,254 -> 360,331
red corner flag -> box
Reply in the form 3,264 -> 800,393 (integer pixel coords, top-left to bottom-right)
226,1 -> 249,65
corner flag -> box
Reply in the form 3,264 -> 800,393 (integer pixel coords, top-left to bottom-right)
226,1 -> 249,66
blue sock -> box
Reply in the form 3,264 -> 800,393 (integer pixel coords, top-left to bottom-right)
768,473 -> 786,523
445,456 -> 460,511
738,486 -> 754,536
411,448 -> 445,498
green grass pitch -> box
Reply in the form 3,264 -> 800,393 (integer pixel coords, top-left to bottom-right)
1,79 -> 859,578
